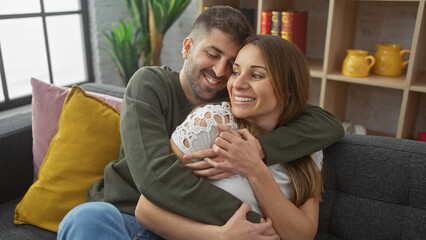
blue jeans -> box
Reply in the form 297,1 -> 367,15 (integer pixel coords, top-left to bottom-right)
57,202 -> 163,240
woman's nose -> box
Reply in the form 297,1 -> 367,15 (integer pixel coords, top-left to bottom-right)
232,74 -> 248,89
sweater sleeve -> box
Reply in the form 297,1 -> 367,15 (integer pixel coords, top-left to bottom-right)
258,104 -> 344,166
121,68 -> 261,225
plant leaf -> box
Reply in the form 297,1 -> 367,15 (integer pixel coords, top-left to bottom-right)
102,19 -> 141,85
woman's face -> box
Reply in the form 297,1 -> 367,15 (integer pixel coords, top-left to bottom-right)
227,44 -> 282,132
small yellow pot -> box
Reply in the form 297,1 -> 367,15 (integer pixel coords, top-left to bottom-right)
342,49 -> 376,77
372,44 -> 411,77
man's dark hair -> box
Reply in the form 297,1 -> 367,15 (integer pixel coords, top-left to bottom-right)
190,5 -> 254,46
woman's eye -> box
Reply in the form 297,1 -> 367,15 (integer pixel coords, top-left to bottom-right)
252,73 -> 263,79
232,71 -> 240,76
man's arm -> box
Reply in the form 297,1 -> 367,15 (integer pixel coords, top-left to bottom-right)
258,104 -> 344,165
121,67 -> 261,225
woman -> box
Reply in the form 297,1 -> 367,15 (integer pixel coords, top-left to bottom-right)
136,35 -> 323,240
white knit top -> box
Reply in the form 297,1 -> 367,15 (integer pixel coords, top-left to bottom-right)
172,102 -> 323,215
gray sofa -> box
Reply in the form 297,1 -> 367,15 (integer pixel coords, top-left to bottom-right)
1,83 -> 425,240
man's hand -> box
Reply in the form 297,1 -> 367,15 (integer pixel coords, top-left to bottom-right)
185,160 -> 235,180
220,203 -> 279,240
184,148 -> 235,180
260,217 -> 280,239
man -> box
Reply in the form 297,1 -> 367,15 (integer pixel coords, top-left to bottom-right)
58,6 -> 344,239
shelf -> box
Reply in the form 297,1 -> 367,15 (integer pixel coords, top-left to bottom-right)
307,58 -> 324,78
327,71 -> 406,90
199,0 -> 425,140
366,130 -> 395,138
410,81 -> 426,93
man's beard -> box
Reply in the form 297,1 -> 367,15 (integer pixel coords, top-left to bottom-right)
185,62 -> 215,101
186,71 -> 211,101
211,88 -> 229,102
186,73 -> 229,102
184,56 -> 229,102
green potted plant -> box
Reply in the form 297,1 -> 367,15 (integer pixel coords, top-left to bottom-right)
103,20 -> 149,86
148,0 -> 191,65
104,0 -> 191,86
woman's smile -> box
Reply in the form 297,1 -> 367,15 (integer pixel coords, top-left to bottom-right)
227,43 -> 281,131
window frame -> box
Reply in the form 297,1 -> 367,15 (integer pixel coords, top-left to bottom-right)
0,0 -> 93,111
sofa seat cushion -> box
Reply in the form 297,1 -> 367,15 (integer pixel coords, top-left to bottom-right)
0,198 -> 56,240
316,134 -> 426,240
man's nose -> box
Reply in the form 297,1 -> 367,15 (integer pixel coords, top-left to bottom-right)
213,59 -> 228,78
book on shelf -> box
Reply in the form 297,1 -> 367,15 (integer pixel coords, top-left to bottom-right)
261,10 -> 272,34
281,11 -> 308,54
271,11 -> 281,37
261,10 -> 308,54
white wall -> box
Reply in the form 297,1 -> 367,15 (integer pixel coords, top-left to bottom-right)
160,1 -> 197,71
89,0 -> 129,86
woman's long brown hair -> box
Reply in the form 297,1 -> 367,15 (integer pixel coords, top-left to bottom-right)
240,35 -> 323,207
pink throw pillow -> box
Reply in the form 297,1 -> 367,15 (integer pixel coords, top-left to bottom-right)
31,78 -> 122,181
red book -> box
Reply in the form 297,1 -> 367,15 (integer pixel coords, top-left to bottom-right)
261,11 -> 272,35
281,11 -> 308,54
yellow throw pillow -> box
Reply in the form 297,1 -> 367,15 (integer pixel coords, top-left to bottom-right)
14,85 -> 121,232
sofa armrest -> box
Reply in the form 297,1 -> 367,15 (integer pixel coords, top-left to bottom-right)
0,112 -> 33,203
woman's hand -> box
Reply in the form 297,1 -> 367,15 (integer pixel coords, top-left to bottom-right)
183,148 -> 235,180
182,124 -> 267,180
207,125 -> 266,178
220,203 -> 279,240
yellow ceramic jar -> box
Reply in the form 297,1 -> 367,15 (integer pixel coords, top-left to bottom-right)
372,44 -> 411,76
342,49 -> 375,77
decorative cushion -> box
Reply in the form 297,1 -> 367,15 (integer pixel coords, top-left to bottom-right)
31,78 -> 122,181
14,85 -> 121,232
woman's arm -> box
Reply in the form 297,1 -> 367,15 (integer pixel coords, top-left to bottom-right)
209,128 -> 320,240
248,165 -> 319,240
135,195 -> 279,240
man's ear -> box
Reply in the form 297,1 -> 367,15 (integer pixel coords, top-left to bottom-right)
182,37 -> 193,60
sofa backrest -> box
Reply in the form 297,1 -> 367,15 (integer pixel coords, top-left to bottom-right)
316,134 -> 426,240
80,83 -> 125,99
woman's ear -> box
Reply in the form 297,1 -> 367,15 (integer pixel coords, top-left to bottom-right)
182,37 -> 193,60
